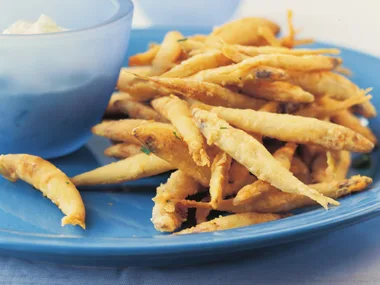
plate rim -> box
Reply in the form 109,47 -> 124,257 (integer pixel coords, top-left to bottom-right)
1,28 -> 380,260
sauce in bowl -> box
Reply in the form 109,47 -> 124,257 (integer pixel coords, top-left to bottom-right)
3,15 -> 67,35
0,0 -> 134,159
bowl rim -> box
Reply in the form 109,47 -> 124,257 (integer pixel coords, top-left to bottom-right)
0,0 -> 134,38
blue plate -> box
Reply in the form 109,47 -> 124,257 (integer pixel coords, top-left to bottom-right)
1,28 -> 380,268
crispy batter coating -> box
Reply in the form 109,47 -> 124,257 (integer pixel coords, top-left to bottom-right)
288,71 -> 376,118
151,31 -> 184,75
152,170 -> 200,232
178,175 -> 372,213
176,212 -> 287,234
129,44 -> 160,66
332,110 -> 377,144
192,109 -> 339,209
209,152 -> 232,208
152,95 -> 210,166
211,17 -> 280,46
242,81 -> 315,103
161,50 -> 231,78
92,119 -> 152,144
233,142 -> 298,205
0,154 -> 85,229
133,122 -> 212,186
104,143 -> 141,159
114,99 -> 168,122
72,153 -> 174,186
148,76 -> 267,109
208,106 -> 374,153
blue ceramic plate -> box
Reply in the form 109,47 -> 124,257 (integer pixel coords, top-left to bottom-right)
1,28 -> 380,267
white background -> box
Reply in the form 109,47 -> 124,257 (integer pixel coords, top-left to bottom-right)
132,0 -> 380,57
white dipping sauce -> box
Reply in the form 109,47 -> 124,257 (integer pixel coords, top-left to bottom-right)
2,14 -> 67,34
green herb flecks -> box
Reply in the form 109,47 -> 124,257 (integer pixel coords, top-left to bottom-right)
177,38 -> 188,42
173,131 -> 181,139
220,127 -> 228,130
352,153 -> 372,169
140,146 -> 152,155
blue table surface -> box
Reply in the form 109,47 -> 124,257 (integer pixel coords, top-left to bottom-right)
1,216 -> 380,285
